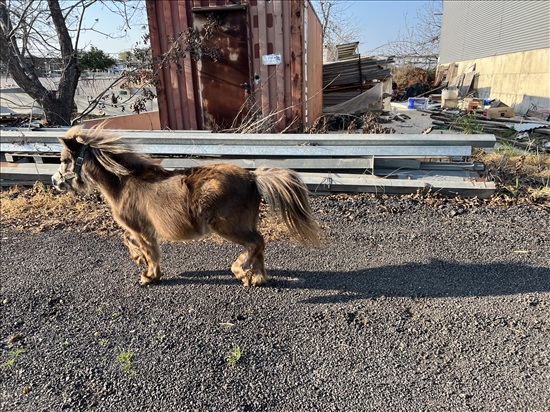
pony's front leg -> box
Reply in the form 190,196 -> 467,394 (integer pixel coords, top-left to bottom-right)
123,232 -> 147,265
128,232 -> 163,285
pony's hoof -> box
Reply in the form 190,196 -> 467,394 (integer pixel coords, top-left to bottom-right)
251,274 -> 268,286
139,275 -> 160,286
231,263 -> 244,279
241,270 -> 267,287
139,278 -> 157,286
241,270 -> 252,286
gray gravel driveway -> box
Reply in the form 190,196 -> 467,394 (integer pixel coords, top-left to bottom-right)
1,196 -> 549,411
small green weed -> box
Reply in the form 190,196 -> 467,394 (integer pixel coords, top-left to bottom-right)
98,339 -> 109,347
3,348 -> 26,368
225,343 -> 244,367
495,142 -> 523,157
117,350 -> 135,372
456,112 -> 483,134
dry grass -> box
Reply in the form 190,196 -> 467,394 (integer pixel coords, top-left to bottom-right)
392,65 -> 431,90
1,182 -> 119,235
473,148 -> 550,204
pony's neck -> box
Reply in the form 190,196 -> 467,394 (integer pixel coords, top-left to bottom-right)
86,158 -> 127,205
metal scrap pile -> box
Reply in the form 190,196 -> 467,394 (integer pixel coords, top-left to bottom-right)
323,56 -> 393,109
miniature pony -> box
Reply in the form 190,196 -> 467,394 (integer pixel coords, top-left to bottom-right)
52,127 -> 321,286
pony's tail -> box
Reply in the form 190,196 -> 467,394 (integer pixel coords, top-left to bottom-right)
253,167 -> 322,247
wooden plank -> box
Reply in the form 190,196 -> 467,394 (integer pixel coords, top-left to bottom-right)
458,71 -> 476,96
273,0 -> 286,126
257,0 -> 270,118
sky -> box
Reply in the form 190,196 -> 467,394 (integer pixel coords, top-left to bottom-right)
337,1 -> 432,54
77,1 -> 149,56
77,0 -> 431,56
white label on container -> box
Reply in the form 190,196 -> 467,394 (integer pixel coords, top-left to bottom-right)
262,54 -> 282,65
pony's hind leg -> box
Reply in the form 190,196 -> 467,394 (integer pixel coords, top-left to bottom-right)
244,239 -> 267,287
231,252 -> 248,280
223,230 -> 267,287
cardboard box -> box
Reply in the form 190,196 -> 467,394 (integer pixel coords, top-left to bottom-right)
486,107 -> 514,119
463,98 -> 484,111
442,99 -> 459,109
441,89 -> 459,109
442,89 -> 458,100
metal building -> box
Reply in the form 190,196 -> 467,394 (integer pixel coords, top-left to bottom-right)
145,0 -> 323,131
437,0 -> 550,113
439,1 -> 549,64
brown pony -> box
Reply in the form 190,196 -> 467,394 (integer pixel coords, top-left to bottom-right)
52,127 -> 321,286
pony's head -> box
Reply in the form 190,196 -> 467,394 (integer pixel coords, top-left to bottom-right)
52,126 -> 132,192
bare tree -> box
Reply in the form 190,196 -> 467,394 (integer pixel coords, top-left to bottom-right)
371,1 -> 442,69
0,0 -> 145,125
312,0 -> 362,61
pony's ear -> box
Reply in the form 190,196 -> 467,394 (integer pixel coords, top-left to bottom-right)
58,137 -> 80,152
60,126 -> 87,149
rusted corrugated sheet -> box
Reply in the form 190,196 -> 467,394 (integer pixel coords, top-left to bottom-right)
145,0 -> 322,131
306,2 -> 323,127
146,0 -> 200,129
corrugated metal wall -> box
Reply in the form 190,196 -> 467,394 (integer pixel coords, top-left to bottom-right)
146,0 -> 323,131
439,1 -> 550,64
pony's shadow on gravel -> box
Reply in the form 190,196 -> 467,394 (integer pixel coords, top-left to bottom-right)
164,259 -> 550,302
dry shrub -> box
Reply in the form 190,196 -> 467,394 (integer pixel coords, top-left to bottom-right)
362,113 -> 395,134
392,65 -> 430,90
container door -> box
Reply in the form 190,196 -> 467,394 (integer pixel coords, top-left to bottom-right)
193,9 -> 250,130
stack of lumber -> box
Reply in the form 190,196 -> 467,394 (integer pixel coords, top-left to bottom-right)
323,57 -> 393,108
1,129 -> 497,198
426,109 -> 550,151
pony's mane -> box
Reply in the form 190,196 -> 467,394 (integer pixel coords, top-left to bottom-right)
66,126 -> 153,177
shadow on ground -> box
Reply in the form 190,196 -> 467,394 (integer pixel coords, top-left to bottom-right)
157,260 -> 550,302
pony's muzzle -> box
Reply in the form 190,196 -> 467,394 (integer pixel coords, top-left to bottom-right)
52,171 -> 71,191
51,172 -> 61,189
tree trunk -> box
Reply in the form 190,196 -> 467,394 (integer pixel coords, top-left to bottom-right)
0,0 -> 81,126
45,0 -> 81,125
41,92 -> 78,126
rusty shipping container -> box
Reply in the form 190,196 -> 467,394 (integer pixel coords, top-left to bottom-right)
145,0 -> 323,131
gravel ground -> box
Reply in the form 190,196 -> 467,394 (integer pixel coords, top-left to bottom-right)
1,196 -> 549,412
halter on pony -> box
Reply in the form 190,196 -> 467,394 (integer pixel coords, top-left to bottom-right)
55,145 -> 88,185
